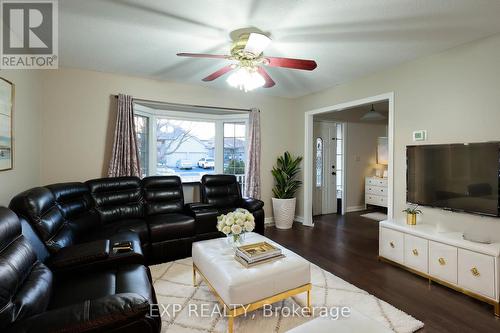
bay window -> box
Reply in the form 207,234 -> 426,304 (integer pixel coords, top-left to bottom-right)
133,105 -> 248,186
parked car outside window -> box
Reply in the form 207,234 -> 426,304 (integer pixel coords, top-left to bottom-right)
198,157 -> 215,169
176,159 -> 193,170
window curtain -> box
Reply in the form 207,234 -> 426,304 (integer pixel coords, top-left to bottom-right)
244,108 -> 261,199
107,94 -> 141,177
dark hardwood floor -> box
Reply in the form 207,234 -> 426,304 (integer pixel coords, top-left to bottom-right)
265,212 -> 500,333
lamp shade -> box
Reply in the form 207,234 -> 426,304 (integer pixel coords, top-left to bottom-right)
361,104 -> 385,121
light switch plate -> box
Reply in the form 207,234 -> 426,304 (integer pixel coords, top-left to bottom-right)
413,130 -> 427,141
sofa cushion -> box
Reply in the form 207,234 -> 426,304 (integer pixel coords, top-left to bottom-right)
46,182 -> 99,236
142,176 -> 184,215
9,187 -> 75,253
147,213 -> 195,242
86,219 -> 149,245
86,177 -> 143,224
201,175 -> 241,208
49,264 -> 155,311
0,208 -> 53,329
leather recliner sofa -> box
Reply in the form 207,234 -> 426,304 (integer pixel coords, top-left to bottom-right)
9,175 -> 265,264
198,174 -> 265,235
0,207 -> 161,333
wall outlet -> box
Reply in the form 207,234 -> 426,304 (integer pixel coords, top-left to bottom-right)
413,130 -> 427,141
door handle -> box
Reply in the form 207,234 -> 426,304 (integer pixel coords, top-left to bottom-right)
332,172 -> 336,175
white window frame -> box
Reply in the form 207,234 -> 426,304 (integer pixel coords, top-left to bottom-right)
134,105 -> 249,180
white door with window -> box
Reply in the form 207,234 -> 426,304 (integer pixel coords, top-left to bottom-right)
313,122 -> 342,215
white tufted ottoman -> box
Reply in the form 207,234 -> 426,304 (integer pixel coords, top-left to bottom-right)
192,233 -> 311,333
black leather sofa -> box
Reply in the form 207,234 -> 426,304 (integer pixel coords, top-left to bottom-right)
0,207 -> 160,333
2,174 -> 265,332
9,175 -> 265,264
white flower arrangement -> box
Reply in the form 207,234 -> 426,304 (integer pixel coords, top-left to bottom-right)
217,208 -> 255,243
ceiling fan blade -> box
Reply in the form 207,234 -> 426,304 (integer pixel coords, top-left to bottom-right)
202,65 -> 234,81
243,33 -> 271,56
177,53 -> 229,59
264,57 -> 317,70
257,67 -> 275,88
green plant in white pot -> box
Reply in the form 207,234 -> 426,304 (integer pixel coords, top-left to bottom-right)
271,151 -> 303,229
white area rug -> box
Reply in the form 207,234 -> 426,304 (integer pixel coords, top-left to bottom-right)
150,258 -> 424,333
360,212 -> 388,221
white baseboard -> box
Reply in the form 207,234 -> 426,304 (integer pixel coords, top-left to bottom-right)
294,215 -> 304,223
264,215 -> 304,227
346,205 -> 365,213
264,217 -> 275,225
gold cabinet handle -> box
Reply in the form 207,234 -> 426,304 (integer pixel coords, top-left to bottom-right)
471,267 -> 480,277
412,249 -> 419,256
438,257 -> 446,266
389,241 -> 395,248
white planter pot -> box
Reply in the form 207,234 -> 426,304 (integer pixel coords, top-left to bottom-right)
272,198 -> 296,229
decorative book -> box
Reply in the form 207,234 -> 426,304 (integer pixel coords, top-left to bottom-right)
235,254 -> 285,268
235,242 -> 283,266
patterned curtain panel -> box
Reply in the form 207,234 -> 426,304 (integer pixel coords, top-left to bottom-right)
107,94 -> 140,177
244,108 -> 261,199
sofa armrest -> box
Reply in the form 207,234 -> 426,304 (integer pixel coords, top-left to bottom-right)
47,240 -> 110,270
6,293 -> 150,333
240,197 -> 264,212
185,202 -> 215,212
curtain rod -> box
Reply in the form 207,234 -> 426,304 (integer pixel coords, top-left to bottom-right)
113,95 -> 253,113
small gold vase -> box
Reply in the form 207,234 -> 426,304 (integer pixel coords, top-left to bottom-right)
406,213 -> 417,225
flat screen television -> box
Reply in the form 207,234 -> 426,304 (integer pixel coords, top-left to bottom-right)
407,142 -> 500,217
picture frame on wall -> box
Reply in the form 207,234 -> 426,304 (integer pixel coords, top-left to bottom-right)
0,77 -> 14,171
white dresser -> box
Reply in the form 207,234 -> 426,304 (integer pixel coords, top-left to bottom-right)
365,176 -> 388,208
379,219 -> 500,316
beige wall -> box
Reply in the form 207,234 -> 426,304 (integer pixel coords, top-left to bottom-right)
296,34 -> 500,240
344,122 -> 387,210
0,70 -> 42,206
40,68 -> 296,217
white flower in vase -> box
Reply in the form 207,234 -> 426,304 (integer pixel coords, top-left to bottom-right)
231,224 -> 242,235
216,208 -> 255,248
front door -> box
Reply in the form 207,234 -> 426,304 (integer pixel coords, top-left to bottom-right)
312,122 -> 338,215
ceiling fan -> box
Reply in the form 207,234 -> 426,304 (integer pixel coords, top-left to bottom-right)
177,32 -> 317,91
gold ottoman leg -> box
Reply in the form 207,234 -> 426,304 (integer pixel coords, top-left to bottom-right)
306,288 -> 311,314
228,312 -> 234,333
192,265 -> 197,286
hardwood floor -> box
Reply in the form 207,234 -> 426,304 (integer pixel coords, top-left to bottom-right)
265,212 -> 500,333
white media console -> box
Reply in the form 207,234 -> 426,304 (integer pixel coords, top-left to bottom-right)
379,219 -> 500,316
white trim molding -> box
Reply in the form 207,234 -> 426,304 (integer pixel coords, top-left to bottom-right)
346,206 -> 366,213
264,215 -> 305,227
303,92 -> 395,227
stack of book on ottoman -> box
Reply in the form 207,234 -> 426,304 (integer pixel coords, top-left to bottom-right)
235,242 -> 285,267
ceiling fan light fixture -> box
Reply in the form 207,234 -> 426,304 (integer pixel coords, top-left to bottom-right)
243,33 -> 271,56
226,67 -> 265,92
360,104 -> 386,121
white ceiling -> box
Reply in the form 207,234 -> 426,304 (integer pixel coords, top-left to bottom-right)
59,0 -> 500,98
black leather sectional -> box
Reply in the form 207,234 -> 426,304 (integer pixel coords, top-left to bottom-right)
0,174 -> 264,332
9,175 -> 265,264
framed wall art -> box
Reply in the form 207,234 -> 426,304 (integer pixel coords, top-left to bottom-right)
0,77 -> 14,171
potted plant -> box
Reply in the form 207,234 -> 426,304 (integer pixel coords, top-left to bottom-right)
271,152 -> 303,229
403,204 -> 422,225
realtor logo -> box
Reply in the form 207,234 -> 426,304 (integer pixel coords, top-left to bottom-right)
1,0 -> 58,69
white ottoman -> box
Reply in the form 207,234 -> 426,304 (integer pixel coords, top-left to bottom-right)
286,308 -> 393,333
192,232 -> 311,333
